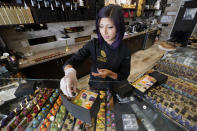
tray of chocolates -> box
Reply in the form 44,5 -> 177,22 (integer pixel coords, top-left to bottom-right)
105,90 -> 116,131
33,52 -> 65,62
15,89 -> 58,130
155,60 -> 197,84
145,83 -> 197,130
0,94 -> 34,129
0,88 -> 52,130
161,72 -> 197,101
61,112 -> 75,131
95,90 -> 116,131
0,87 -> 96,131
96,91 -> 106,131
26,90 -> 60,130
60,89 -> 100,124
131,75 -> 157,94
73,119 -> 85,131
73,90 -> 98,109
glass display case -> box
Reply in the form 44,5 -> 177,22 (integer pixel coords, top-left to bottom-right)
0,76 -> 193,131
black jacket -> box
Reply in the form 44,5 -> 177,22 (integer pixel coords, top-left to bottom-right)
64,38 -> 131,90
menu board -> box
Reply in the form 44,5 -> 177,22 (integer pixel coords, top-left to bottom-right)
105,0 -> 137,9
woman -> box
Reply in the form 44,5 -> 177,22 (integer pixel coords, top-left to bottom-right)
60,4 -> 131,97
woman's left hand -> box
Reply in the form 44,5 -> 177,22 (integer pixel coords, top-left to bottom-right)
92,68 -> 111,79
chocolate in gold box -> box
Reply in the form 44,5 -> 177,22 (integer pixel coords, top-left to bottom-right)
60,89 -> 100,124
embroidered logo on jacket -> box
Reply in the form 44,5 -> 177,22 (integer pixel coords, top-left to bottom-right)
101,50 -> 106,58
97,50 -> 107,62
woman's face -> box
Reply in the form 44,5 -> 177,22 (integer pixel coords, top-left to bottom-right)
99,17 -> 117,45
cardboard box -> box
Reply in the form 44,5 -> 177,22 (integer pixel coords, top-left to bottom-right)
131,75 -> 157,96
131,71 -> 168,95
60,89 -> 100,124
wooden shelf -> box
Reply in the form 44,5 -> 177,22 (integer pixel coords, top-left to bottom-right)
30,5 -> 88,9
0,2 -> 89,9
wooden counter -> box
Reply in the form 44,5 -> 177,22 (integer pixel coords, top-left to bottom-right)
19,42 -> 86,69
19,28 -> 158,69
19,28 -> 159,79
123,28 -> 158,40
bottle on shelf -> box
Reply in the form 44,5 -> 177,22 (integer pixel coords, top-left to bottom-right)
65,40 -> 71,52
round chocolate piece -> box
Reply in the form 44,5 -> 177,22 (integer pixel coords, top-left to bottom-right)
55,89 -> 59,94
32,119 -> 39,128
60,105 -> 66,113
69,119 -> 73,124
7,126 -> 12,131
50,127 -> 58,131
14,120 -> 19,126
56,117 -> 62,124
56,113 -> 63,119
72,92 -> 76,96
50,97 -> 55,103
16,115 -> 20,121
50,116 -> 55,121
38,113 -> 44,121
26,127 -> 33,131
46,104 -> 51,109
1,118 -> 8,127
89,96 -> 96,101
51,121 -> 58,128
8,112 -> 15,120
26,96 -> 30,101
63,124 -> 68,129
112,123 -> 116,128
82,93 -> 87,99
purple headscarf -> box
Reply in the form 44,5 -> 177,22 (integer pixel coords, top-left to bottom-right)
96,4 -> 125,49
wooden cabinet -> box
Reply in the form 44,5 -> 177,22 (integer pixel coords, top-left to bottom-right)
20,54 -> 91,79
123,30 -> 158,54
143,30 -> 157,49
123,34 -> 145,54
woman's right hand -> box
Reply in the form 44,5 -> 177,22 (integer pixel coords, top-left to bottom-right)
60,68 -> 78,97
